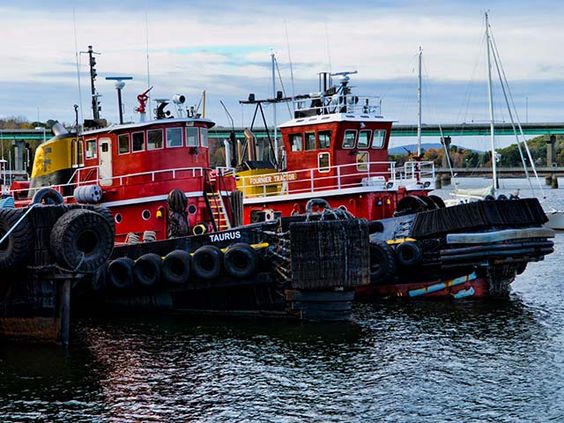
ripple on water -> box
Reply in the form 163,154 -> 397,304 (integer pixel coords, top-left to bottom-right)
0,235 -> 563,422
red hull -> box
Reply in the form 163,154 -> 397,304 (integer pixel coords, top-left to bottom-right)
355,272 -> 508,300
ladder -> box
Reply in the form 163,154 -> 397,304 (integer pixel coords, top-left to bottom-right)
205,191 -> 232,231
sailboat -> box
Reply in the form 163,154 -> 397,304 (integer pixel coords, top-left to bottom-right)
443,13 -> 564,229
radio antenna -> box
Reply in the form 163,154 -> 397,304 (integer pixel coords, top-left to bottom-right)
72,8 -> 84,127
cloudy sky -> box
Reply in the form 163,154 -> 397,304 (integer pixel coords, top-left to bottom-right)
0,0 -> 563,148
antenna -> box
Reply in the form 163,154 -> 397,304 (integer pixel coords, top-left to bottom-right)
145,10 -> 151,101
80,45 -> 101,120
105,76 -> 133,124
284,20 -> 295,111
72,8 -> 84,127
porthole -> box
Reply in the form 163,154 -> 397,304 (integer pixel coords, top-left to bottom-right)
115,213 -> 122,224
187,204 -> 197,215
142,209 -> 151,220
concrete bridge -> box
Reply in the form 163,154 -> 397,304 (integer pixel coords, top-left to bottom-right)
2,121 -> 564,141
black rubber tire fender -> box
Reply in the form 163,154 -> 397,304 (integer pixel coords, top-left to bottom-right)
161,249 -> 191,285
369,240 -> 397,283
497,194 -> 508,201
395,195 -> 428,216
191,245 -> 223,281
50,208 -> 114,273
395,241 -> 423,267
224,243 -> 258,279
133,253 -> 162,288
0,208 -> 33,270
32,187 -> 64,205
428,194 -> 446,208
108,257 -> 134,290
417,195 -> 438,210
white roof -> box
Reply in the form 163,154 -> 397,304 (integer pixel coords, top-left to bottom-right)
279,113 -> 392,129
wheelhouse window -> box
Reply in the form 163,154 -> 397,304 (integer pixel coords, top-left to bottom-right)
371,130 -> 386,149
166,127 -> 182,148
318,131 -> 331,149
132,131 -> 145,152
85,139 -> 97,159
318,152 -> 330,173
358,130 -> 371,149
186,127 -> 198,147
356,151 -> 369,171
305,132 -> 316,151
147,129 -> 163,150
71,139 -> 84,167
342,130 -> 357,149
118,134 -> 130,154
290,133 -> 303,151
200,127 -> 209,148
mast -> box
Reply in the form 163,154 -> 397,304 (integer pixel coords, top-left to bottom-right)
417,46 -> 422,157
485,12 -> 498,192
271,53 -> 278,162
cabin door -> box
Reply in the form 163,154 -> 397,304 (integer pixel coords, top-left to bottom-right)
98,137 -> 113,186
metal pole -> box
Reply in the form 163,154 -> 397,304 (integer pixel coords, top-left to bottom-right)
117,87 -> 124,124
417,47 -> 422,157
485,13 -> 498,192
271,53 -> 278,162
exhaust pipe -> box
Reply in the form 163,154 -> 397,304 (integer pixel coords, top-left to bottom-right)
51,122 -> 69,137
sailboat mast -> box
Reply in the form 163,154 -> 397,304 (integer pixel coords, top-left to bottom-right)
485,12 -> 498,192
417,46 -> 422,157
271,53 -> 278,162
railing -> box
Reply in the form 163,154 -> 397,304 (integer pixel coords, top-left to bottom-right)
293,94 -> 383,118
238,161 -> 435,199
9,166 -> 209,200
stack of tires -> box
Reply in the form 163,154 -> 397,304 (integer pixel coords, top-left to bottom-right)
0,202 -> 114,275
101,243 -> 259,293
369,240 -> 423,284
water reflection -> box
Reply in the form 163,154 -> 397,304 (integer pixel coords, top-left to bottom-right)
1,234 -> 562,422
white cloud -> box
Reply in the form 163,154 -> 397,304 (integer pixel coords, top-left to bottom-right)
0,1 -> 563,126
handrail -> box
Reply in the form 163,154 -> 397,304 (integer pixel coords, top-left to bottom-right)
9,166 -> 209,197
239,160 -> 435,199
0,203 -> 40,245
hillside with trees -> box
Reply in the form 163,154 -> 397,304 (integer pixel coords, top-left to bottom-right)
390,135 -> 564,168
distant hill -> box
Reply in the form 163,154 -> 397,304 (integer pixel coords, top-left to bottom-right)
388,143 -> 484,155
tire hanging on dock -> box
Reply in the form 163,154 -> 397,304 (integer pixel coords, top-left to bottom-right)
191,245 -> 223,281
50,209 -> 114,273
369,240 -> 397,283
133,253 -> 162,289
223,243 -> 258,279
161,250 -> 191,285
0,208 -> 33,270
108,257 -> 135,290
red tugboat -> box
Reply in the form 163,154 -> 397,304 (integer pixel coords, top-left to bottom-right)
1,59 -> 370,327
232,71 -> 554,299
236,71 -> 435,224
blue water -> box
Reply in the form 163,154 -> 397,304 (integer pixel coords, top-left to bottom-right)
0,182 -> 562,422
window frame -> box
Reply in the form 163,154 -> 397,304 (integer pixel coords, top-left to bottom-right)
371,129 -> 386,149
342,129 -> 357,149
317,152 -> 331,173
147,128 -> 164,151
166,127 -> 183,148
318,130 -> 331,149
289,133 -> 303,152
85,138 -> 97,159
356,151 -> 369,171
200,127 -> 209,148
304,132 -> 316,151
186,127 -> 198,147
118,134 -> 130,155
357,130 -> 372,149
132,131 -> 146,153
